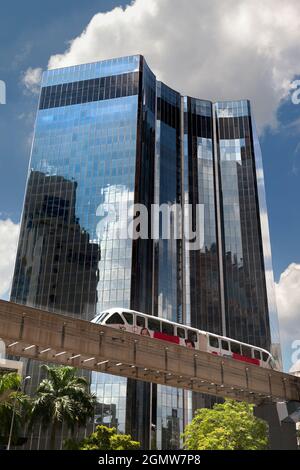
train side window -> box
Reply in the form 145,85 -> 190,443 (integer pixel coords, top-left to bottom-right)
230,342 -> 241,354
136,316 -> 145,328
221,340 -> 229,351
176,327 -> 186,339
106,313 -> 124,325
253,349 -> 261,360
241,345 -> 252,358
123,312 -> 133,325
209,336 -> 219,348
148,318 -> 161,332
162,322 -> 174,336
188,330 -> 198,343
262,352 -> 269,362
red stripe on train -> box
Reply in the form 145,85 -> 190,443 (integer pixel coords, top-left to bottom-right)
153,331 -> 180,344
232,353 -> 260,366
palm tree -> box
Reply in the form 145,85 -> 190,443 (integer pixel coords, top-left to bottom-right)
0,372 -> 20,402
0,372 -> 29,446
30,365 -> 96,450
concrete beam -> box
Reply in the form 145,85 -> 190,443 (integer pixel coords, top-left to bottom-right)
0,300 -> 300,404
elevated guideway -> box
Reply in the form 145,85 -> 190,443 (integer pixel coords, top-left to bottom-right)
0,299 -> 299,405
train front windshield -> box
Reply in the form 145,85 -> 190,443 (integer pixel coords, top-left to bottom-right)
92,312 -> 109,324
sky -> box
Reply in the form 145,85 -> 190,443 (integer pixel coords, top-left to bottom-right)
0,0 -> 299,371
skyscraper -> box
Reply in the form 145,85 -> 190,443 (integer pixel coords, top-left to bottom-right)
11,55 -> 281,449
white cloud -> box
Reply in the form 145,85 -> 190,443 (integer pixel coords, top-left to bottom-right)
0,219 -> 20,298
22,67 -> 43,94
43,0 -> 300,130
275,263 -> 300,370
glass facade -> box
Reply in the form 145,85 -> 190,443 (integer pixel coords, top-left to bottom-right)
11,55 -> 281,450
214,101 -> 271,350
12,56 -> 141,448
184,98 -> 222,334
154,82 -> 182,323
153,82 -> 184,449
251,118 -> 282,366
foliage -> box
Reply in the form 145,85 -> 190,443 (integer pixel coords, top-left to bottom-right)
182,399 -> 268,450
65,425 -> 140,450
30,365 -> 96,449
0,372 -> 30,445
0,372 -> 21,401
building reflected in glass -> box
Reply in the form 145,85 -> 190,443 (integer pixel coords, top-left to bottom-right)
11,55 -> 281,449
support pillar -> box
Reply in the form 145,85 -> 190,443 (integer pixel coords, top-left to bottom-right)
255,402 -> 299,450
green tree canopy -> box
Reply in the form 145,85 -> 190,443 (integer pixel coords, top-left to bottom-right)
30,365 -> 96,449
0,372 -> 30,445
182,399 -> 268,450
66,425 -> 140,450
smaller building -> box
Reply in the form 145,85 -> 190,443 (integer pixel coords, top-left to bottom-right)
0,339 -> 23,375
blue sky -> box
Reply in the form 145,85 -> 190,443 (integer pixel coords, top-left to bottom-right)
0,0 -> 125,223
0,0 -> 299,371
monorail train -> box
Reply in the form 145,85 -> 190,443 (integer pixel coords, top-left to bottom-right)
92,308 -> 277,370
